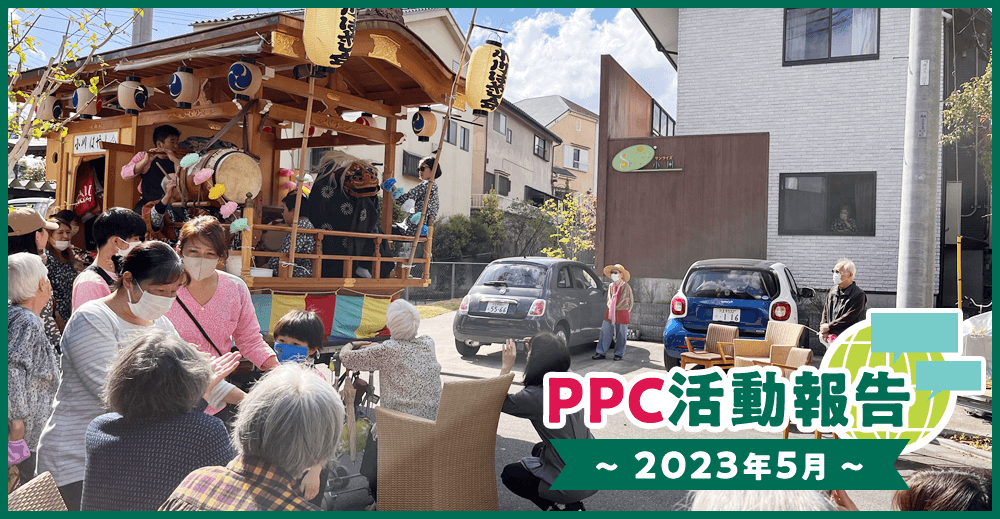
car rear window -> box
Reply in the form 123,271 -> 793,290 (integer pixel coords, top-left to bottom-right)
479,263 -> 547,289
683,268 -> 779,300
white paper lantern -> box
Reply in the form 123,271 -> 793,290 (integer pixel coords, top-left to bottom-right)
303,8 -> 358,71
411,107 -> 437,142
36,95 -> 63,121
72,86 -> 101,119
466,40 -> 509,116
355,112 -> 376,126
170,67 -> 199,109
118,76 -> 148,115
228,57 -> 262,101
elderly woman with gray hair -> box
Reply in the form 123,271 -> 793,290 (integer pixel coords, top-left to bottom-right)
7,252 -> 60,486
160,363 -> 346,511
80,331 -> 240,511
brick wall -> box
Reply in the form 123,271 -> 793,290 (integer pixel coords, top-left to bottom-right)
675,8 -> 942,293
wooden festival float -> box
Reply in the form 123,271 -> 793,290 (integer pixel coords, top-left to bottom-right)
14,8 -> 509,341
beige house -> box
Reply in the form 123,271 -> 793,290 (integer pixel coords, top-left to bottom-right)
515,95 -> 599,195
472,99 -> 562,211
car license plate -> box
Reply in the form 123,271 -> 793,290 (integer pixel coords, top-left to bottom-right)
713,308 -> 740,323
485,301 -> 509,314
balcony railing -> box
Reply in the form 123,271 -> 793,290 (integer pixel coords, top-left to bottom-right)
470,193 -> 513,210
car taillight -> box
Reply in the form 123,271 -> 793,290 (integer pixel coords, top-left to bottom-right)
459,295 -> 470,313
671,297 -> 686,315
528,299 -> 546,317
771,302 -> 791,321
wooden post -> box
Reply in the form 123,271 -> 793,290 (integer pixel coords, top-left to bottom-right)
382,112 -> 398,243
286,76 -> 316,278
405,9 -> 478,272
241,202 -> 254,288
957,236 -> 963,309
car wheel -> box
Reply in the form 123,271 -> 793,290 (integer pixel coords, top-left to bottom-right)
328,465 -> 351,490
663,354 -> 681,370
455,339 -> 481,357
555,324 -> 570,346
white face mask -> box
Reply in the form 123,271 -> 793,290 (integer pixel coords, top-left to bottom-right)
611,273 -> 620,282
833,272 -> 843,285
116,239 -> 140,257
184,256 -> 218,281
126,283 -> 176,321
53,240 -> 72,251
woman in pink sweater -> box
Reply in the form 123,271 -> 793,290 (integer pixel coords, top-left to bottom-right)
164,217 -> 279,419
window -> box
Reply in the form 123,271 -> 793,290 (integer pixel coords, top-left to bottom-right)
779,172 -> 876,236
784,8 -> 879,65
506,128 -> 512,144
533,135 -> 549,160
563,146 -> 588,171
483,171 -> 495,193
576,119 -> 582,132
445,120 -> 458,146
402,151 -> 421,178
557,267 -> 572,289
493,113 -> 507,134
460,127 -> 470,151
572,266 -> 598,290
497,174 -> 511,197
651,99 -> 674,137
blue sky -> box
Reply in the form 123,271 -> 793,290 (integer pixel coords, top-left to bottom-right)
11,8 -> 676,116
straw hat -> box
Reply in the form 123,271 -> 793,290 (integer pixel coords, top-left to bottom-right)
603,264 -> 630,283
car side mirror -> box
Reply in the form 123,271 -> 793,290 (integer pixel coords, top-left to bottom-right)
799,287 -> 815,299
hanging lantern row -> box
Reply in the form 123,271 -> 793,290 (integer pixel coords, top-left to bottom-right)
466,40 -> 509,117
36,95 -> 63,122
72,86 -> 101,119
228,56 -> 262,101
170,67 -> 199,109
303,8 -> 358,73
411,106 -> 436,142
118,76 -> 149,115
355,112 -> 376,126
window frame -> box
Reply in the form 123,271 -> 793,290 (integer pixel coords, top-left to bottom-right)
782,8 -> 881,67
445,120 -> 458,146
493,112 -> 507,134
651,99 -> 674,137
777,171 -> 877,237
506,128 -> 512,144
483,170 -> 495,193
460,126 -> 470,151
402,151 -> 422,178
533,135 -> 549,160
497,173 -> 511,197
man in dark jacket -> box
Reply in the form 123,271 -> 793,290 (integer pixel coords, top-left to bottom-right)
819,259 -> 867,346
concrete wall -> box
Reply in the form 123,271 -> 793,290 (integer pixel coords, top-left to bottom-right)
549,112 -> 599,194
674,8 -> 942,294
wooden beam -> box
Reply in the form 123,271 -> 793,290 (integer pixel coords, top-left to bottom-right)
65,115 -> 134,134
262,74 -> 397,119
273,134 -> 378,150
368,90 -> 436,107
136,102 -> 241,127
267,104 -> 390,143
336,68 -> 368,98
362,57 -> 403,95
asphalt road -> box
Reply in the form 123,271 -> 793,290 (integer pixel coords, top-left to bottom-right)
326,310 -> 992,512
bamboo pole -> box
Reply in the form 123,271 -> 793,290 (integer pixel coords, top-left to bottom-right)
957,235 -> 963,309
405,8 -> 478,276
286,75 -> 317,278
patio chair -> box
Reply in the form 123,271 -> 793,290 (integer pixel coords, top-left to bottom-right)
376,373 -> 514,511
680,323 -> 739,369
732,321 -> 805,368
8,472 -> 68,511
746,346 -> 827,440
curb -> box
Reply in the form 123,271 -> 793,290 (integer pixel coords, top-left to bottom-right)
934,429 -> 992,461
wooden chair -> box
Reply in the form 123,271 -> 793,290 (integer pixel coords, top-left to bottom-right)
376,373 -> 514,511
732,321 -> 805,368
748,347 -> 828,440
680,323 -> 739,369
7,471 -> 68,511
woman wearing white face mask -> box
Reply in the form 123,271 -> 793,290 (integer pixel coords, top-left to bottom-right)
36,241 -> 187,510
593,264 -> 634,361
45,210 -> 85,332
164,216 -> 279,422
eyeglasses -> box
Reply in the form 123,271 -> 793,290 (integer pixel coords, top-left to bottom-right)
832,269 -> 849,274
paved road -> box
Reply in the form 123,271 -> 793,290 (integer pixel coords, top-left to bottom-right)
328,310 -> 992,511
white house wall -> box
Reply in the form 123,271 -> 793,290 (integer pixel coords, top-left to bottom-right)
675,8 -> 941,293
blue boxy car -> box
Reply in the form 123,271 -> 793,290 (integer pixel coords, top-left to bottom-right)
663,259 -> 814,369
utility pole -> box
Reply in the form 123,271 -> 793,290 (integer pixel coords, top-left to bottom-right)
131,8 -> 154,46
896,8 -> 942,308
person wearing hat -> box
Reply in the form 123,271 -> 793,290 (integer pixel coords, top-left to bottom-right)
593,264 -> 633,361
9,207 -> 63,346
